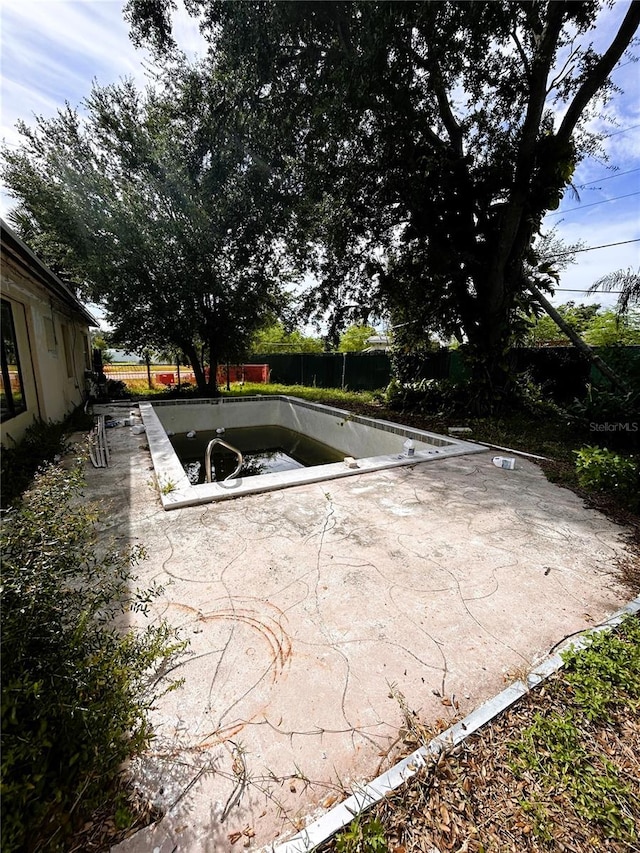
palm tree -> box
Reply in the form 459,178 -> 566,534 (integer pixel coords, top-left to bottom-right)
588,268 -> 640,315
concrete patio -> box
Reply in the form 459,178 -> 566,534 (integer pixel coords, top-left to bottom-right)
89,405 -> 630,852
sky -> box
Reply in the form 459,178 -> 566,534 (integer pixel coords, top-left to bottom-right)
1,0 -> 638,318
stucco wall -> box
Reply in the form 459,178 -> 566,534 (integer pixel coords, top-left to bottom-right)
1,252 -> 91,446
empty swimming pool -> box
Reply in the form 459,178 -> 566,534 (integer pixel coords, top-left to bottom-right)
140,396 -> 485,509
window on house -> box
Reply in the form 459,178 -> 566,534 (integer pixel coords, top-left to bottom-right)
1,299 -> 27,421
61,324 -> 74,378
82,333 -> 91,370
44,316 -> 57,352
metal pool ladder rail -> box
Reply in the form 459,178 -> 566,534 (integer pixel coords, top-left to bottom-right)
205,438 -> 244,483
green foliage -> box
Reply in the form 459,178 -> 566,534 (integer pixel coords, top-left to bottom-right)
561,617 -> 640,722
157,475 -> 177,495
525,304 -> 640,347
251,322 -> 323,354
588,267 -> 640,316
511,711 -> 635,841
583,309 -> 640,347
0,458 -> 186,851
384,377 -> 475,418
335,816 -> 388,853
92,333 -> 114,363
338,325 -> 377,353
509,617 -> 640,843
525,302 -> 601,345
126,0 -> 640,408
2,74 -> 296,394
574,445 -> 639,510
0,412 -> 92,508
568,387 -> 640,451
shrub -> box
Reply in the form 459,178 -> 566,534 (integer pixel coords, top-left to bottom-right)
0,413 -> 94,509
384,377 -> 474,416
568,388 -> 640,450
574,445 -> 639,511
0,456 -> 186,852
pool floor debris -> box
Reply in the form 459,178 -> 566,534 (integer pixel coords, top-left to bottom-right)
85,412 -> 631,853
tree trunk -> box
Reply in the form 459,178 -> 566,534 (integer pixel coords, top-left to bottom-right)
460,275 -> 517,415
182,342 -> 213,395
529,283 -> 628,394
206,333 -> 220,397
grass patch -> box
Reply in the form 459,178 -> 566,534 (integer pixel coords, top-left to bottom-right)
223,381 -> 378,407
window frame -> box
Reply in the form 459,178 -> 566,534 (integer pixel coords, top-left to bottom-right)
1,298 -> 28,422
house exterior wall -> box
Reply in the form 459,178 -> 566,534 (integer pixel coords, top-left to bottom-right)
1,250 -> 92,446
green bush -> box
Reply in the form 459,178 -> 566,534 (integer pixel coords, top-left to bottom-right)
574,445 -> 639,511
568,388 -> 640,450
0,457 -> 186,852
0,410 -> 94,509
383,377 -> 473,416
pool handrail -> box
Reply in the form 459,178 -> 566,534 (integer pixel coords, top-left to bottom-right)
204,438 -> 244,483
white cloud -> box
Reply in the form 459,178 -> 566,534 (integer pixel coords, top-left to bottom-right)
1,1 -> 206,137
0,0 -> 207,217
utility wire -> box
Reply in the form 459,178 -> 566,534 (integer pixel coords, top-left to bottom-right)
547,237 -> 639,258
555,288 -> 626,293
601,122 -> 640,138
546,190 -> 640,216
577,167 -> 640,187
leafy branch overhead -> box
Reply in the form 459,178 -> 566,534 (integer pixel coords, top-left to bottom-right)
126,0 -> 639,409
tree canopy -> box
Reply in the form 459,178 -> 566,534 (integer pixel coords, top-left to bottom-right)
127,0 -> 640,410
2,75 -> 297,394
338,324 -> 377,352
250,322 -> 323,354
525,302 -> 640,346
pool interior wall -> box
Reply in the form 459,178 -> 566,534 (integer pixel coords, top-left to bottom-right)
140,396 -> 486,510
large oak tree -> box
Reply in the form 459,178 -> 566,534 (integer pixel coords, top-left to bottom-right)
127,0 -> 639,409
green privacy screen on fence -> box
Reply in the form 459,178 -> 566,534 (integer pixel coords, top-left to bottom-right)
252,352 -> 393,391
250,346 -> 640,396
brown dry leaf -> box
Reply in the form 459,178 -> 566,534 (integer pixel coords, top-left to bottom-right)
441,697 -> 453,707
243,827 -> 255,838
440,804 -> 451,826
228,831 -> 242,844
323,794 -> 338,808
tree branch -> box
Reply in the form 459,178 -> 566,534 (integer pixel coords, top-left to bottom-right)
487,1 -> 566,307
557,1 -> 640,145
408,43 -> 462,153
510,27 -> 531,79
529,281 -> 627,392
547,44 -> 579,95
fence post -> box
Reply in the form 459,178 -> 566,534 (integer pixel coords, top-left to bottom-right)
176,355 -> 181,387
145,352 -> 152,389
